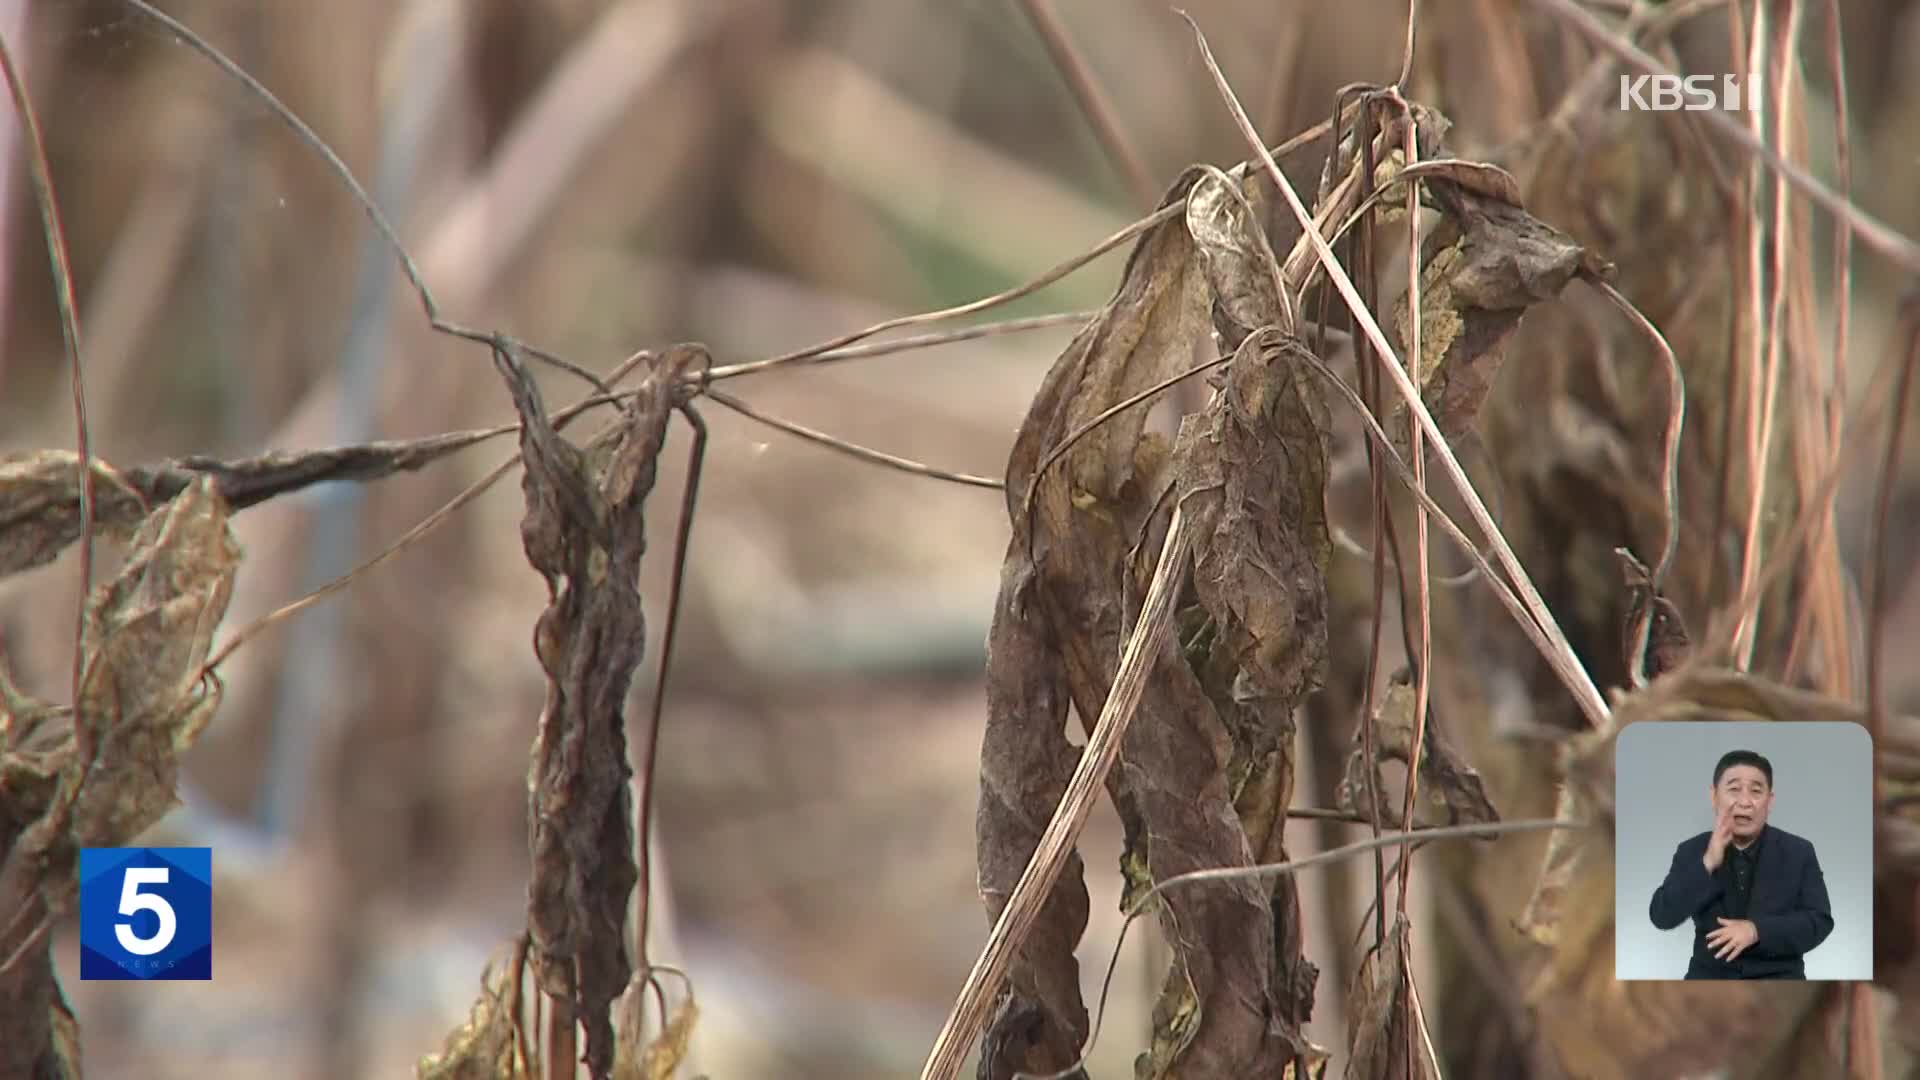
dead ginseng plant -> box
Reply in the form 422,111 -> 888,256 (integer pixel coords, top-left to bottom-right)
960,66 -> 1611,1077
978,164 -> 1331,1079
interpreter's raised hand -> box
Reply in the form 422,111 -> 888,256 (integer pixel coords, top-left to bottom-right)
1703,804 -> 1734,874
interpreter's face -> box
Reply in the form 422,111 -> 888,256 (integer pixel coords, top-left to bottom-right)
1712,764 -> 1773,842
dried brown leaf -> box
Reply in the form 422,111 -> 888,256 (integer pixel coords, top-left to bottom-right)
0,476 -> 239,1078
1108,328 -> 1337,1075
1175,330 -> 1332,706
1337,680 -> 1500,830
975,559 -> 1091,1078
0,451 -> 146,579
1165,328 -> 1331,1050
1411,159 -> 1525,206
496,344 -> 697,1080
0,433 -> 496,580
1388,187 -> 1599,457
1343,918 -> 1433,1080
978,166 -> 1334,1077
977,168 -> 1218,1080
67,475 -> 239,844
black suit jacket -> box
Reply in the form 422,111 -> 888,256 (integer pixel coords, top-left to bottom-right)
1648,823 -> 1834,978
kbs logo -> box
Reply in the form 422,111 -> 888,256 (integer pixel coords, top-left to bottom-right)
1620,74 -> 1761,111
78,847 -> 212,980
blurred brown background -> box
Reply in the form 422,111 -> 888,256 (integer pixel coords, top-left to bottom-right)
2,0 -> 1918,1077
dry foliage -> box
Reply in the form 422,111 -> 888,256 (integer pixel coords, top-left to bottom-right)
2,478 -> 239,1077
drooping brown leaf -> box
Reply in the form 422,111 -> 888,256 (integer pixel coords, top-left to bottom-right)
1343,916 -> 1434,1080
495,343 -> 698,1080
1173,325 -> 1333,1029
977,167 -> 1216,1079
1120,645 -> 1293,1078
975,557 -> 1092,1079
1121,326 -> 1336,1075
1387,180 -> 1604,460
67,477 -> 239,841
0,431 -> 497,579
1336,678 -> 1500,830
0,476 -> 240,1079
1174,326 -> 1327,701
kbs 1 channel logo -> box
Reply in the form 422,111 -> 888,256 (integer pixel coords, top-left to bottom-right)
78,847 -> 212,981
1620,73 -> 1762,112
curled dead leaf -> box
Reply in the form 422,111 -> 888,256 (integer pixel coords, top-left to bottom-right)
68,475 -> 240,845
1388,183 -> 1597,460
494,343 -> 702,1080
1337,679 -> 1501,831
978,168 -> 1219,1079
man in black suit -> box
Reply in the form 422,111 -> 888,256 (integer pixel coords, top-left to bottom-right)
1647,749 -> 1834,979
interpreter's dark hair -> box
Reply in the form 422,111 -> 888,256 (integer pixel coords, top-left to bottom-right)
1712,749 -> 1773,789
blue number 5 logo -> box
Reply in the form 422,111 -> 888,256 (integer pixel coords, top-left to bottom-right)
79,848 -> 212,981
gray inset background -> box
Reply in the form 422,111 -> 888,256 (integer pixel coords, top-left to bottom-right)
1614,721 -> 1874,980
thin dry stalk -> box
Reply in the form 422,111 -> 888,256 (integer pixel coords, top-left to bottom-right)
1709,0 -> 1752,610
1592,281 -> 1686,687
717,119 -> 1338,382
1779,67 -> 1852,694
1348,90 -> 1394,952
1687,304 -> 1919,670
919,507 -> 1194,1080
0,27 -> 91,711
1389,90 -> 1433,922
1730,0 -> 1776,669
1737,0 -> 1809,671
1395,0 -> 1418,88
1867,301 -> 1919,841
546,996 -> 577,1080
1821,0 -> 1852,413
702,310 -> 1094,381
1402,937 -> 1441,1079
703,389 -> 1003,488
1180,11 -> 1611,728
1015,0 -> 1157,209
